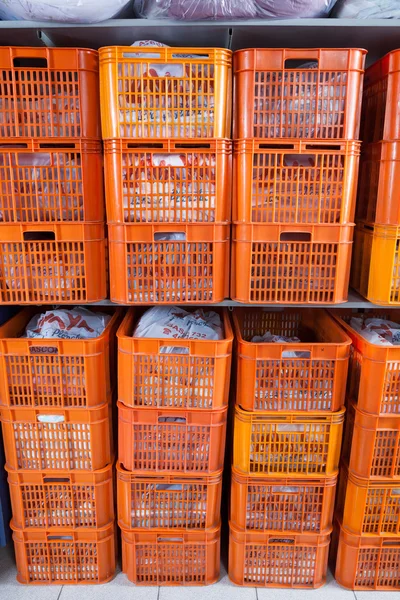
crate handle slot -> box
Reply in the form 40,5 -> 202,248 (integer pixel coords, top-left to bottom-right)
13,57 -> 48,68
391,488 -> 400,495
259,143 -> 295,150
276,424 -> 305,433
23,231 -> 55,242
271,486 -> 300,493
160,345 -> 189,355
44,477 -> 71,483
280,232 -> 311,242
37,415 -> 65,423
282,350 -> 311,358
0,143 -> 28,149
158,416 -> 186,423
305,144 -> 343,151
157,537 -> 184,542
175,144 -> 211,149
172,53 -> 210,59
284,59 -> 318,69
154,232 -> 186,241
156,484 -> 183,491
383,540 -> 400,547
127,143 -> 164,149
48,535 -> 73,541
269,538 -> 295,544
39,143 -> 76,149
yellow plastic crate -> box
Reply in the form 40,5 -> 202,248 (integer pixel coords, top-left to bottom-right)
352,222 -> 400,305
233,405 -> 345,477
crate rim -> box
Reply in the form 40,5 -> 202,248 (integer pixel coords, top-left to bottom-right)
232,307 -> 352,349
234,403 -> 346,422
231,465 -> 339,486
116,460 -> 223,483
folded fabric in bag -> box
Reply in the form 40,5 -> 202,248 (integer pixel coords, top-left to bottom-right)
133,306 -> 224,341
24,308 -> 111,339
350,317 -> 400,345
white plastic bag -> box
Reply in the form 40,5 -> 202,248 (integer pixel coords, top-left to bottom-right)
350,317 -> 400,345
133,306 -> 223,341
331,0 -> 400,18
0,0 -> 132,23
24,308 -> 111,339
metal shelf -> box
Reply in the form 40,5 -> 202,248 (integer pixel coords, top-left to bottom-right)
86,289 -> 384,308
0,18 -> 399,63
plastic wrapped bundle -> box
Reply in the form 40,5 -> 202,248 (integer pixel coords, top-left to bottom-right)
135,0 -> 337,19
0,0 -> 132,23
331,0 -> 400,18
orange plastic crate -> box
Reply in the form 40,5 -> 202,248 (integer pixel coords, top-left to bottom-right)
0,223 -> 107,304
336,463 -> 400,536
234,140 -> 360,225
8,463 -> 114,530
233,405 -> 345,476
109,223 -> 230,304
229,523 -> 330,588
100,46 -> 232,140
233,48 -> 366,140
12,523 -> 116,585
231,223 -> 353,304
0,47 -> 101,140
1,403 -> 112,471
0,307 -> 121,409
332,520 -> 400,590
117,308 -> 233,410
104,139 -> 231,224
117,462 -> 222,530
0,140 -> 104,224
121,525 -> 220,585
118,403 -> 227,474
356,142 -> 400,225
331,309 -> 400,415
231,467 -> 337,534
342,402 -> 400,480
233,308 -> 350,412
361,49 -> 400,143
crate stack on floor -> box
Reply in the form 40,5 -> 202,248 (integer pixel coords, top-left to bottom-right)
98,43 -> 234,585
0,46 -> 116,584
330,311 -> 400,591
229,308 -> 350,587
231,48 -> 366,304
99,45 -> 232,304
0,308 -> 119,584
115,308 -> 233,584
0,47 -> 107,304
352,49 -> 400,305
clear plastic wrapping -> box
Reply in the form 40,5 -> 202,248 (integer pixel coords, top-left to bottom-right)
0,0 -> 132,23
134,0 -> 336,19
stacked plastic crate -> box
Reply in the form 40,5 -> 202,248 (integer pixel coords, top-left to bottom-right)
115,309 -> 233,584
231,48 -> 366,303
330,311 -> 400,591
0,47 -> 107,303
352,49 -> 400,305
99,46 -> 232,304
98,44 -> 234,584
229,308 -> 350,587
0,307 -> 119,584
0,46 -> 116,584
